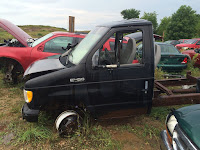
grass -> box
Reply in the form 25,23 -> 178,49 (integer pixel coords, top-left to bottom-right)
0,25 -> 67,43
0,63 -> 199,149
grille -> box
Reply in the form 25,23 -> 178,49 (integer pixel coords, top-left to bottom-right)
172,125 -> 199,150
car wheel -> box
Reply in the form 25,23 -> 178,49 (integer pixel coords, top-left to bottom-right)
55,110 -> 80,137
3,62 -> 23,84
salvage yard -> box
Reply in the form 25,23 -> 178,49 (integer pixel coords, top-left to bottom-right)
0,70 -> 189,150
0,25 -> 200,150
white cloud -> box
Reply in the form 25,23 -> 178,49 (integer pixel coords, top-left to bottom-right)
1,0 -> 200,30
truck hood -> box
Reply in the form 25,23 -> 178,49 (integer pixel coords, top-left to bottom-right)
24,55 -> 65,76
174,104 -> 200,148
0,18 -> 31,47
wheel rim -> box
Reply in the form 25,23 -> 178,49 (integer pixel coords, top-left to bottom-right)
58,115 -> 78,137
4,63 -> 14,83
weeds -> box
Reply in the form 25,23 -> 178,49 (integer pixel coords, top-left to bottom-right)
154,67 -> 166,80
16,124 -> 52,144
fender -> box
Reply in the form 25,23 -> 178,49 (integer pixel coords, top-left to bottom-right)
0,47 -> 31,70
0,56 -> 24,70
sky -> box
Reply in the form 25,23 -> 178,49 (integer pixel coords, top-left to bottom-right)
0,0 -> 199,31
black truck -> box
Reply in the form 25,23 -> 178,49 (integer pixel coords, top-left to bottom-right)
22,19 -> 158,136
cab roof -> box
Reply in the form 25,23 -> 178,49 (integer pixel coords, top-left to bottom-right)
98,19 -> 152,28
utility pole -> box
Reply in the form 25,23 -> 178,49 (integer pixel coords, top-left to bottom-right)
69,16 -> 75,33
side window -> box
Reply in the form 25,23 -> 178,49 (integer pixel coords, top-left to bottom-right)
92,29 -> 144,67
196,40 -> 200,45
43,36 -> 73,53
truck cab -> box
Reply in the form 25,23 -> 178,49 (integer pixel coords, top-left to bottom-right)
22,19 -> 155,136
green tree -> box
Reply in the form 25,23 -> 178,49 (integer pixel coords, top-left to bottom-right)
121,9 -> 140,19
141,11 -> 158,33
194,14 -> 200,37
157,17 -> 171,37
166,5 -> 197,40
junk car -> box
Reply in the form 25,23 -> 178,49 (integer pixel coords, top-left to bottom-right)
176,38 -> 200,52
22,19 -> 161,136
160,104 -> 200,150
182,49 -> 200,68
0,18 -> 85,82
137,42 -> 189,72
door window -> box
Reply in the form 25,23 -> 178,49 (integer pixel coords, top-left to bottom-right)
196,40 -> 200,45
43,36 -> 73,53
92,30 -> 144,67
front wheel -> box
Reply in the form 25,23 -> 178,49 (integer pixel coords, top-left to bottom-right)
55,110 -> 80,137
3,61 -> 23,83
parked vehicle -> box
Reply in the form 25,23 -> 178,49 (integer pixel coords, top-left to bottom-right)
160,104 -> 200,150
178,39 -> 189,43
0,18 -> 85,83
22,19 -> 160,136
164,40 -> 180,46
182,49 -> 200,68
137,42 -> 188,72
176,38 -> 200,52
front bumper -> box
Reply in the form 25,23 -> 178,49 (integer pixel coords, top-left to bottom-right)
22,103 -> 39,122
160,130 -> 173,150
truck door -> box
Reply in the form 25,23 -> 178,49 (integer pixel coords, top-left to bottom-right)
114,29 -> 154,111
86,27 -> 154,114
86,41 -> 118,111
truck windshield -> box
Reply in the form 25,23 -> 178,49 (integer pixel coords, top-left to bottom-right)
31,33 -> 53,47
67,27 -> 109,65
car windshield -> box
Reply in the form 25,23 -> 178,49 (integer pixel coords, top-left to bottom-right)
65,27 -> 109,65
184,39 -> 197,44
159,44 -> 180,54
164,41 -> 172,44
31,33 -> 53,47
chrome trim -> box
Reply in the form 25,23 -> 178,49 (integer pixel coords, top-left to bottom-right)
174,125 -> 199,150
160,130 -> 173,150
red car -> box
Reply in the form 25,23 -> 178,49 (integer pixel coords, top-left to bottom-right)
182,49 -> 200,67
176,38 -> 200,52
178,39 -> 189,43
0,19 -> 85,82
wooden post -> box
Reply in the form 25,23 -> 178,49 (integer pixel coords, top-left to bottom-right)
69,16 -> 75,33
162,31 -> 164,42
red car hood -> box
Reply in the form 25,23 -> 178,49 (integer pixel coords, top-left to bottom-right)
0,19 -> 31,47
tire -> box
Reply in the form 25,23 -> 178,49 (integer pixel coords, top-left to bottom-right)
3,60 -> 23,84
55,110 -> 80,137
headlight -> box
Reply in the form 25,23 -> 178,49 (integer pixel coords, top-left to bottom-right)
167,115 -> 178,134
182,47 -> 189,50
23,90 -> 33,103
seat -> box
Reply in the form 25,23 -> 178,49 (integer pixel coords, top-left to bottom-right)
154,44 -> 161,68
120,38 -> 136,64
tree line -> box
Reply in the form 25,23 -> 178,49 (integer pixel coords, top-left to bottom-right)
121,5 -> 200,41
